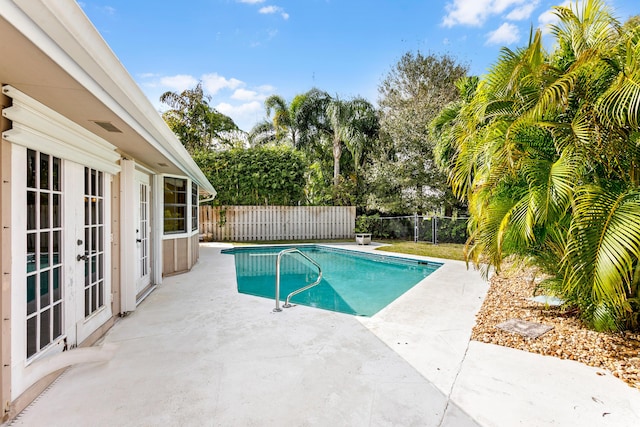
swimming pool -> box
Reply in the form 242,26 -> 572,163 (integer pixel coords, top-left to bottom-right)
221,245 -> 442,316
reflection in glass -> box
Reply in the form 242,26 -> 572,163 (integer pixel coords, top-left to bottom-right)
52,231 -> 61,265
27,275 -> 36,315
53,303 -> 62,339
27,191 -> 36,231
53,157 -> 61,191
84,288 -> 90,317
84,253 -> 89,286
84,197 -> 90,226
53,194 -> 61,228
40,309 -> 50,349
91,285 -> 97,313
27,149 -> 37,188
40,232 -> 49,269
91,227 -> 97,252
27,317 -> 37,358
40,270 -> 50,308
83,168 -> 88,195
40,193 -> 49,229
27,233 -> 36,273
91,169 -> 96,196
53,267 -> 61,302
91,198 -> 97,225
40,154 -> 49,190
98,225 -> 104,251
98,281 -> 104,307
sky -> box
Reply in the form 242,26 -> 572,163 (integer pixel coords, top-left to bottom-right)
79,0 -> 638,132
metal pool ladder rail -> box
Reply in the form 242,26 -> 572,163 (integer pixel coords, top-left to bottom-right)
274,248 -> 323,312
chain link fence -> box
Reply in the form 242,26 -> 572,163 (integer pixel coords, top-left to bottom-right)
367,214 -> 469,244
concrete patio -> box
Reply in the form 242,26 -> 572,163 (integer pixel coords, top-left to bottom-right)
7,243 -> 640,426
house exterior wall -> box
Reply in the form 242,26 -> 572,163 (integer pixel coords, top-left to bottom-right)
162,232 -> 200,276
110,173 -> 121,316
1,89 -> 12,422
0,2 -> 214,421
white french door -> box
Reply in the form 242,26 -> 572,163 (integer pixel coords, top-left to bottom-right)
135,171 -> 151,297
12,147 -> 112,391
73,164 -> 112,343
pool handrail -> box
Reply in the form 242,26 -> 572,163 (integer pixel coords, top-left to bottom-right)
274,248 -> 323,312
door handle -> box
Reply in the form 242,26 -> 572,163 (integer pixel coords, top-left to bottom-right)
77,254 -> 88,261
136,239 -> 142,243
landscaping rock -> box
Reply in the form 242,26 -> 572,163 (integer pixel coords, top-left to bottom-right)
472,264 -> 640,390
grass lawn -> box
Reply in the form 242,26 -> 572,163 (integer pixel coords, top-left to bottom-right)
375,241 -> 466,261
224,238 -> 466,261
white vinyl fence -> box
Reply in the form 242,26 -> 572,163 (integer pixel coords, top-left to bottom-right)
199,206 -> 356,241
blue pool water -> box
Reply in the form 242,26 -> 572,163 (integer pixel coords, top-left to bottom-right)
221,245 -> 442,316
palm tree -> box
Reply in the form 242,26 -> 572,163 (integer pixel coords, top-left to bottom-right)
262,94 -> 307,147
431,0 -> 640,330
160,83 -> 238,152
325,97 -> 379,188
247,119 -> 277,147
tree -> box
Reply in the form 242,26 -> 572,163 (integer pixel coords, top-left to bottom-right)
160,83 -> 239,153
431,0 -> 640,331
293,89 -> 379,203
326,97 -> 378,187
248,93 -> 309,148
247,119 -> 277,147
373,52 -> 468,214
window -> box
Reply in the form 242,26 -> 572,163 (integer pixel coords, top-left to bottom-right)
26,149 -> 63,359
164,177 -> 187,234
83,168 -> 105,317
191,182 -> 198,231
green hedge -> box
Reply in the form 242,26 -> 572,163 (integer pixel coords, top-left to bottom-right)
193,146 -> 307,206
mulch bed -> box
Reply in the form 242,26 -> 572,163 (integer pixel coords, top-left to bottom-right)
471,264 -> 640,390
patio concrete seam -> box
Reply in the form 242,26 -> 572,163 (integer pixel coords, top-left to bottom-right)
438,335 -> 473,426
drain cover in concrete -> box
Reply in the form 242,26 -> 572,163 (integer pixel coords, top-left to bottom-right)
496,319 -> 553,338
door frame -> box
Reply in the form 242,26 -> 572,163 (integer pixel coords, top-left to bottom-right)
120,160 -> 156,313
134,169 -> 152,298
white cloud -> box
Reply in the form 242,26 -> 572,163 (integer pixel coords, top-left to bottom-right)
506,2 -> 539,21
216,101 -> 263,131
256,84 -> 276,93
201,73 -> 244,94
486,22 -> 520,45
442,0 -> 533,27
259,6 -> 278,14
159,74 -> 199,91
259,5 -> 289,20
231,88 -> 262,101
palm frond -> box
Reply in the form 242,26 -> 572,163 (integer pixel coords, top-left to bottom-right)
564,185 -> 640,329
